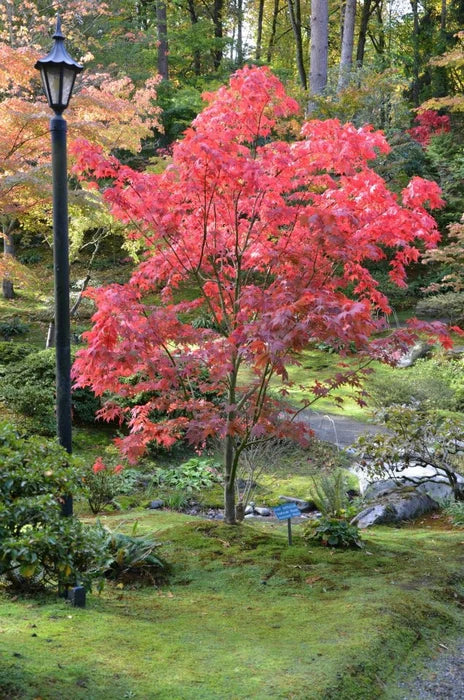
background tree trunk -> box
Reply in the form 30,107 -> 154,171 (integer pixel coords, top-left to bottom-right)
337,0 -> 356,90
267,0 -> 280,62
356,0 -> 373,68
187,0 -> 202,75
256,0 -> 265,60
410,0 -> 420,106
288,0 -> 307,88
309,0 -> 329,111
236,0 -> 244,65
156,0 -> 169,81
212,0 -> 224,69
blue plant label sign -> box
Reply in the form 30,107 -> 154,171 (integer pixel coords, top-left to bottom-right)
273,503 -> 301,520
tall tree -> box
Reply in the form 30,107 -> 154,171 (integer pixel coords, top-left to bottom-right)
266,0 -> 281,62
256,0 -> 266,60
309,0 -> 329,109
287,0 -> 307,88
212,0 -> 224,69
356,0 -> 375,68
186,0 -> 202,75
338,0 -> 356,91
156,0 -> 169,80
72,67 -> 452,524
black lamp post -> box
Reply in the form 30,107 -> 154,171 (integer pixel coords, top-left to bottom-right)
35,16 -> 83,517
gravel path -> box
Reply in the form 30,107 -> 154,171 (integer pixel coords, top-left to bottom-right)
393,639 -> 464,699
301,410 -> 385,448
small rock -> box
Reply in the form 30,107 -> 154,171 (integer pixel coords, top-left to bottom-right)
147,499 -> 164,510
254,507 -> 271,516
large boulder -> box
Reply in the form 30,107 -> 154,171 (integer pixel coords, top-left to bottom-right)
362,470 -> 464,504
351,489 -> 439,529
397,340 -> 432,368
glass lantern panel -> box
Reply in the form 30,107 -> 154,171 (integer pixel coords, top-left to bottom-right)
45,65 -> 62,107
61,67 -> 76,108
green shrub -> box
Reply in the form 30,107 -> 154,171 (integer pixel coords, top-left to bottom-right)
367,356 -> 459,411
18,251 -> 42,265
0,341 -> 35,365
0,423 -> 106,590
0,349 -> 101,434
0,317 -> 29,340
82,463 -> 121,515
415,292 -> 464,325
303,517 -> 362,548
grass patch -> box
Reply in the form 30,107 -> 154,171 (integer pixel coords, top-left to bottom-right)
1,512 -> 464,699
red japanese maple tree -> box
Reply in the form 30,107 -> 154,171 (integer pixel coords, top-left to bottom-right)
72,66 -> 452,524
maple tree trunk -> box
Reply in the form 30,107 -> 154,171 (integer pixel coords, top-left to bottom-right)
337,0 -> 356,91
2,222 -> 15,300
309,0 -> 329,111
223,360 -> 239,524
224,433 -> 237,524
288,0 -> 307,89
156,0 -> 169,81
256,0 -> 265,60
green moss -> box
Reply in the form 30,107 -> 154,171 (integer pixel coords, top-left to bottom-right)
1,513 -> 464,699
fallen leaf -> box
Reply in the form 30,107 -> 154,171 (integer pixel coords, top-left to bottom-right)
305,576 -> 322,584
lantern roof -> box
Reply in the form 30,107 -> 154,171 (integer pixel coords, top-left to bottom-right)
34,15 -> 83,73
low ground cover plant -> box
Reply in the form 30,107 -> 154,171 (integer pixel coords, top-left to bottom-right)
0,316 -> 29,340
0,341 -> 35,366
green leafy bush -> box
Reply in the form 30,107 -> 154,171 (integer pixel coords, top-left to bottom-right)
0,349 -> 101,434
0,423 -> 106,590
0,341 -> 35,366
18,251 -> 42,265
0,317 -> 29,340
303,517 -> 362,548
415,292 -> 464,325
82,462 -> 121,514
154,457 -> 221,493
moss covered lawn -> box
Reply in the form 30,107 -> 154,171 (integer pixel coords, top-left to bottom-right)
1,511 -> 464,699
